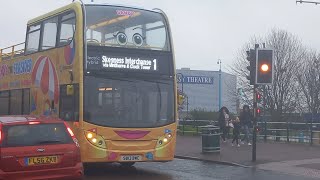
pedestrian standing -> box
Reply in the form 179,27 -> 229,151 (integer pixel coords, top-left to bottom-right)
232,116 -> 241,147
218,106 -> 230,142
240,105 -> 253,146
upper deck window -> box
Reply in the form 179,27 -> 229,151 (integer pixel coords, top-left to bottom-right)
85,5 -> 170,51
25,24 -> 41,53
41,17 -> 58,50
58,12 -> 76,46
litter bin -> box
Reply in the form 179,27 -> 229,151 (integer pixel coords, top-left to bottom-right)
201,125 -> 220,153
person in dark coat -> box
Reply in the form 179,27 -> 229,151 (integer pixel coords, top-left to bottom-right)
232,116 -> 241,147
218,106 -> 230,142
239,105 -> 253,145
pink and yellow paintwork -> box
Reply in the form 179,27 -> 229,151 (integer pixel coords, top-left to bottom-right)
0,1 -> 177,163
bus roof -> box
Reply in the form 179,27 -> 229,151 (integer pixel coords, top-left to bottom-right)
27,1 -> 164,26
27,1 -> 82,25
84,2 -> 157,12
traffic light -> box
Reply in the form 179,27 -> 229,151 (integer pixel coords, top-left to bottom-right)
255,91 -> 262,117
256,108 -> 261,116
256,91 -> 262,103
246,49 -> 256,85
256,49 -> 274,84
254,126 -> 261,132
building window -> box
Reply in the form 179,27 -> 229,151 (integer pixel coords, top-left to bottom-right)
41,17 -> 58,50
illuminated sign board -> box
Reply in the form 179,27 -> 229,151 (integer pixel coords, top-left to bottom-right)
87,55 -> 157,71
101,56 -> 157,71
177,76 -> 214,84
86,46 -> 172,75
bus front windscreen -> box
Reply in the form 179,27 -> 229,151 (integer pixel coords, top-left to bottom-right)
85,5 -> 170,51
84,75 -> 175,128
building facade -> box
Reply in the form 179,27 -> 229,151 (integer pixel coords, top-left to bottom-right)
176,68 -> 237,113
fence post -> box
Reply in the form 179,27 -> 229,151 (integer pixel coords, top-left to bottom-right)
310,120 -> 313,146
286,121 -> 289,143
182,118 -> 185,135
264,121 -> 267,142
196,125 -> 199,135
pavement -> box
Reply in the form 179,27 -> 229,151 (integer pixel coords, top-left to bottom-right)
175,135 -> 320,179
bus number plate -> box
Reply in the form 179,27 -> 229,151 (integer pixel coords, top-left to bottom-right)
120,155 -> 142,162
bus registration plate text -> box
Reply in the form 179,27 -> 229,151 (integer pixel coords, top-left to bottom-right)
120,155 -> 142,162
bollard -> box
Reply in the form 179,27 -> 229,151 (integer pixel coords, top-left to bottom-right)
286,122 -> 290,143
264,121 -> 267,142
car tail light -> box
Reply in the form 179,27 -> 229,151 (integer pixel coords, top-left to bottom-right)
28,121 -> 40,125
64,122 -> 75,137
0,124 -> 2,143
63,122 -> 79,147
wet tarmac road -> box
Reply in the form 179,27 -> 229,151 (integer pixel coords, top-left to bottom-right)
84,159 -> 317,180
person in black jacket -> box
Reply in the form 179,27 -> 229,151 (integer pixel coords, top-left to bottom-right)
232,116 -> 241,147
218,106 -> 230,142
239,105 -> 253,145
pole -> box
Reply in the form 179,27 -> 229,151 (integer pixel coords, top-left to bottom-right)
177,73 -> 184,95
218,59 -> 222,110
311,112 -> 313,145
252,85 -> 257,162
187,96 -> 189,116
252,44 -> 259,162
177,72 -> 184,135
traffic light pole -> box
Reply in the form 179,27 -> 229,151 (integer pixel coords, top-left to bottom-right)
252,85 -> 257,162
252,44 -> 259,162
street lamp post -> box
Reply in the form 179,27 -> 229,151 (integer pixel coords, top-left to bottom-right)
176,72 -> 184,134
217,59 -> 222,110
176,73 -> 184,95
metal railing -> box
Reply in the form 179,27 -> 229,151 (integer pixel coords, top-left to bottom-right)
0,42 -> 25,62
177,119 -> 320,145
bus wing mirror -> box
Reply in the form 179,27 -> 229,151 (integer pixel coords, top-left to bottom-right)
178,95 -> 184,105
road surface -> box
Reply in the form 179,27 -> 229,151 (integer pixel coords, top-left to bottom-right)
84,159 -> 316,180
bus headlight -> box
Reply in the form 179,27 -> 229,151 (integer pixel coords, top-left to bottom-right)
84,131 -> 107,149
87,133 -> 93,139
156,135 -> 172,148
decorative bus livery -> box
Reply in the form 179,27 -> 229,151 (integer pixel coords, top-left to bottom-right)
0,1 -> 177,166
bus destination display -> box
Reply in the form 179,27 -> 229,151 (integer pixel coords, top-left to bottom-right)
101,56 -> 157,71
87,54 -> 158,71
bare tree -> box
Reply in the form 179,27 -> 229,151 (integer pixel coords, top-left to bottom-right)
229,36 -> 262,108
231,29 -> 305,121
296,51 -> 320,114
265,29 -> 305,119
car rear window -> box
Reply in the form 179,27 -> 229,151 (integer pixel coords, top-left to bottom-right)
2,123 -> 73,147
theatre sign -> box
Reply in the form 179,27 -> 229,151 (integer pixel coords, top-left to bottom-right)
177,75 -> 214,85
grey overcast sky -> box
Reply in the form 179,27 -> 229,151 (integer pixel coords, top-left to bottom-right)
1,0 -> 320,71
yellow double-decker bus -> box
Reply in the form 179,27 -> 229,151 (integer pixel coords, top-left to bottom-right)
0,1 -> 177,167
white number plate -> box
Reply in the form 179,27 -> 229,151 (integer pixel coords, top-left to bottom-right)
120,155 -> 142,162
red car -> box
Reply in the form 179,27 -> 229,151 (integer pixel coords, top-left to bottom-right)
0,116 -> 83,180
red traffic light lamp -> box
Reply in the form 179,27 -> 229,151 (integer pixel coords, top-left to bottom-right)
256,108 -> 261,116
